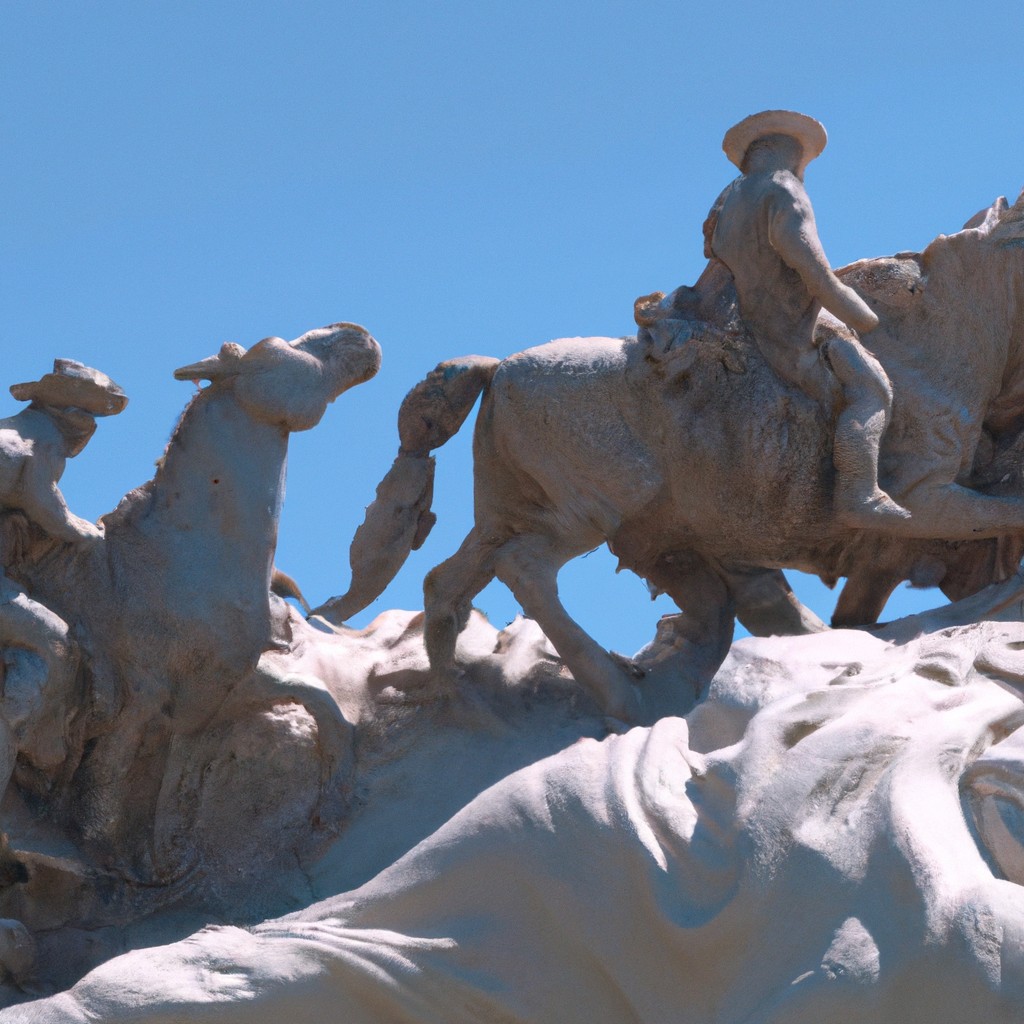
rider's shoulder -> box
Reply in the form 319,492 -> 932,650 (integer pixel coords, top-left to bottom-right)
766,169 -> 806,195
764,171 -> 812,212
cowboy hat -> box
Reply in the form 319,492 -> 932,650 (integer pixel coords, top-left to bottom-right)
10,359 -> 128,416
722,110 -> 827,175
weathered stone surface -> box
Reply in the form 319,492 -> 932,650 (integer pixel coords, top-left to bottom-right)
9,612 -> 1024,1022
4,115 -> 1024,1023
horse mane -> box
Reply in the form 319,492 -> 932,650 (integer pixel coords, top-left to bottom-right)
161,386 -> 208,453
102,388 -> 208,531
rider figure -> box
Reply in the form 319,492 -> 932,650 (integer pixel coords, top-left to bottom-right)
0,360 -> 127,802
704,110 -> 909,527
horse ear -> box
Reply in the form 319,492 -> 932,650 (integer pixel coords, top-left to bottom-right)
962,198 -> 1008,232
173,342 -> 246,383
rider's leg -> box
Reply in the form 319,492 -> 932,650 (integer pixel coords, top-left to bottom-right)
827,342 -> 1024,539
826,337 -> 911,526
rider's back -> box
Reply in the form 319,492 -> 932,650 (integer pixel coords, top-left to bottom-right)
710,171 -> 822,392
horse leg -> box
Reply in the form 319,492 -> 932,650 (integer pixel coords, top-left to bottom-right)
891,479 -> 1024,540
244,666 -> 355,827
832,569 -> 900,627
492,534 -> 642,724
640,552 -> 736,712
723,566 -> 828,636
423,528 -> 500,692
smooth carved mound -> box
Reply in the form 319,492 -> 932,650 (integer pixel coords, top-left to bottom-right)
8,615 -> 1024,1023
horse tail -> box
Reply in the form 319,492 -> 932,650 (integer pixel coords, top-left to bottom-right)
271,566 -> 311,614
311,356 -> 500,625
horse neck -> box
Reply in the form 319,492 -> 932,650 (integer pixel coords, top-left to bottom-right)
136,385 -> 288,580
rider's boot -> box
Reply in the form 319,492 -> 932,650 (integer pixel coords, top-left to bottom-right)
832,412 -> 911,528
835,485 -> 912,528
827,337 -> 912,529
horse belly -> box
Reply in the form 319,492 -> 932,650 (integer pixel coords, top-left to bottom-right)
649,347 -> 836,566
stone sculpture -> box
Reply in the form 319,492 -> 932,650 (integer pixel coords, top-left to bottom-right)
3,115 -> 1024,1023
318,177 -> 1024,726
0,360 -> 126,545
0,324 -> 380,989
0,361 -> 127,809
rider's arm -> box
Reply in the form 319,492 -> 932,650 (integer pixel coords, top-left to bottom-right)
702,185 -> 732,259
768,185 -> 880,335
16,456 -> 102,543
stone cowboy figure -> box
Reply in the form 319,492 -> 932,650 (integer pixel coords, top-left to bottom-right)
0,360 -> 127,805
704,110 -> 909,527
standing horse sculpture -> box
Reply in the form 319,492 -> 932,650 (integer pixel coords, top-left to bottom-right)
316,194 -> 1024,724
5,323 -> 381,890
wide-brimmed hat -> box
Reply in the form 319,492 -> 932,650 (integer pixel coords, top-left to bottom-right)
10,359 -> 128,416
722,110 -> 827,174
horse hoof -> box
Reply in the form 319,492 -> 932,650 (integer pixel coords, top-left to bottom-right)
0,918 -> 34,986
308,601 -> 345,627
603,715 -> 632,736
372,665 -> 457,706
598,674 -> 645,726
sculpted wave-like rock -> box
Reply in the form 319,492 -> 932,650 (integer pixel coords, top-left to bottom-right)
10,613 -> 1024,1023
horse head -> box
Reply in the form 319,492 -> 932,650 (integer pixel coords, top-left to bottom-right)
173,322 -> 381,432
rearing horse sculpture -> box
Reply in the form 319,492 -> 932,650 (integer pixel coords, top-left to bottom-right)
10,322 -> 380,881
318,194 -> 1024,724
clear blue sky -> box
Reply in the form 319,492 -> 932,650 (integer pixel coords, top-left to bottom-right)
3,2 -> 1023,654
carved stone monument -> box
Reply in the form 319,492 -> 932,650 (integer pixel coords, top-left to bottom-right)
3,114 -> 1024,1022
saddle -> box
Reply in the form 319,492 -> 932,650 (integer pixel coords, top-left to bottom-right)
634,260 -> 750,383
634,258 -> 846,408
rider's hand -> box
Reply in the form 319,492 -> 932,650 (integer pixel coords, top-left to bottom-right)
834,283 -> 880,335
